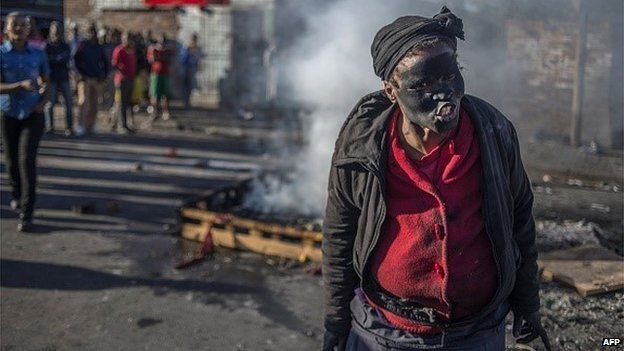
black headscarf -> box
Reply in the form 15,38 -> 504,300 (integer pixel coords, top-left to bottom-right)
371,6 -> 465,81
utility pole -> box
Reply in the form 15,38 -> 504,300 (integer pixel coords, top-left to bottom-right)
570,0 -> 588,147
608,0 -> 623,150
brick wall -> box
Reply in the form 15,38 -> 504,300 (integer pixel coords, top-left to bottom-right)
64,0 -> 96,28
99,9 -> 178,37
503,19 -> 613,145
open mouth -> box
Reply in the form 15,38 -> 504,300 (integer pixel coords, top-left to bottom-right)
435,102 -> 457,122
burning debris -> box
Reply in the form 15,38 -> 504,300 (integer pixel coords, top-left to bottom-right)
178,178 -> 323,264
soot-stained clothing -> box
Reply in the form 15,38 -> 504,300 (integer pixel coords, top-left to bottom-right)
368,107 -> 497,334
322,91 -> 538,336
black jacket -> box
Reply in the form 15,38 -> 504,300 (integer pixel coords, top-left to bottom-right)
322,91 -> 540,335
46,41 -> 71,82
74,40 -> 108,79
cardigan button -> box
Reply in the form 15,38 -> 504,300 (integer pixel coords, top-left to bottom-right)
434,224 -> 445,240
434,263 -> 445,278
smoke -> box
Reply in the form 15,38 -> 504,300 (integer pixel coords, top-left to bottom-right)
243,0 -> 443,216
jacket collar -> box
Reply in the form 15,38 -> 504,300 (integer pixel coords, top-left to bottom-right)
332,91 -> 493,170
331,90 -> 394,168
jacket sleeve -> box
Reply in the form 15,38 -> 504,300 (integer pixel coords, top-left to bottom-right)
322,164 -> 360,335
507,125 -> 541,315
74,43 -> 86,76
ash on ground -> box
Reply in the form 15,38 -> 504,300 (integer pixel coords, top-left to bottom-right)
535,220 -> 602,252
536,284 -> 624,351
505,220 -> 624,351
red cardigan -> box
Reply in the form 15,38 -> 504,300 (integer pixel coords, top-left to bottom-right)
368,107 -> 498,334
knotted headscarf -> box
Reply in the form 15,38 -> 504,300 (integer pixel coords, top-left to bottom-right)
371,6 -> 465,81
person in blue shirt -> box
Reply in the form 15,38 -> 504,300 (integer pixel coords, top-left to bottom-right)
180,33 -> 203,109
0,12 -> 50,232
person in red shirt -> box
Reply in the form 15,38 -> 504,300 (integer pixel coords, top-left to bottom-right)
111,31 -> 136,134
322,7 -> 551,351
147,33 -> 173,121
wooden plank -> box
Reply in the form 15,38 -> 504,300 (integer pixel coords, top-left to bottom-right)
180,222 -> 322,262
181,207 -> 322,242
181,223 -> 210,242
538,245 -> 624,297
212,227 -> 237,248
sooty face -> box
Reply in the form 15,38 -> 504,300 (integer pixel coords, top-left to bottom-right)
390,45 -> 465,134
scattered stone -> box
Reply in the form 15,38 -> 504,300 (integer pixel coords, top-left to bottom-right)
192,160 -> 207,168
542,174 -> 552,183
132,162 -> 144,172
567,179 -> 583,187
166,148 -> 178,157
136,317 -> 162,328
106,201 -> 120,215
72,203 -> 96,215
534,186 -> 552,195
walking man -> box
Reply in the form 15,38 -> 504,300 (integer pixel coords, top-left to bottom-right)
44,21 -> 73,135
147,33 -> 173,120
74,25 -> 108,136
322,7 -> 551,351
180,33 -> 202,109
111,31 -> 136,134
0,12 -> 50,232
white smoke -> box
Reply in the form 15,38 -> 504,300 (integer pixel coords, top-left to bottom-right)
243,1 -> 463,217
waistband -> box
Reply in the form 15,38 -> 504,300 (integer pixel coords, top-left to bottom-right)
350,288 -> 509,349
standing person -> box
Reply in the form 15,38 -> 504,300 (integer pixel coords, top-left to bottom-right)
180,33 -> 202,109
132,32 -> 149,112
111,31 -> 136,134
68,22 -> 82,60
101,28 -> 120,112
0,12 -> 50,232
67,22 -> 82,102
147,33 -> 172,120
322,7 -> 551,351
25,17 -> 45,50
44,21 -> 73,135
74,24 -> 108,136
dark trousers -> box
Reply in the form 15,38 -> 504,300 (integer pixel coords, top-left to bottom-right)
1,112 -> 45,219
346,289 -> 508,350
44,80 -> 74,130
116,77 -> 133,128
182,72 -> 194,109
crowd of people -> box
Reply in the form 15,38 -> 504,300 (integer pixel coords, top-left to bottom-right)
0,12 -> 203,231
39,19 -> 202,137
